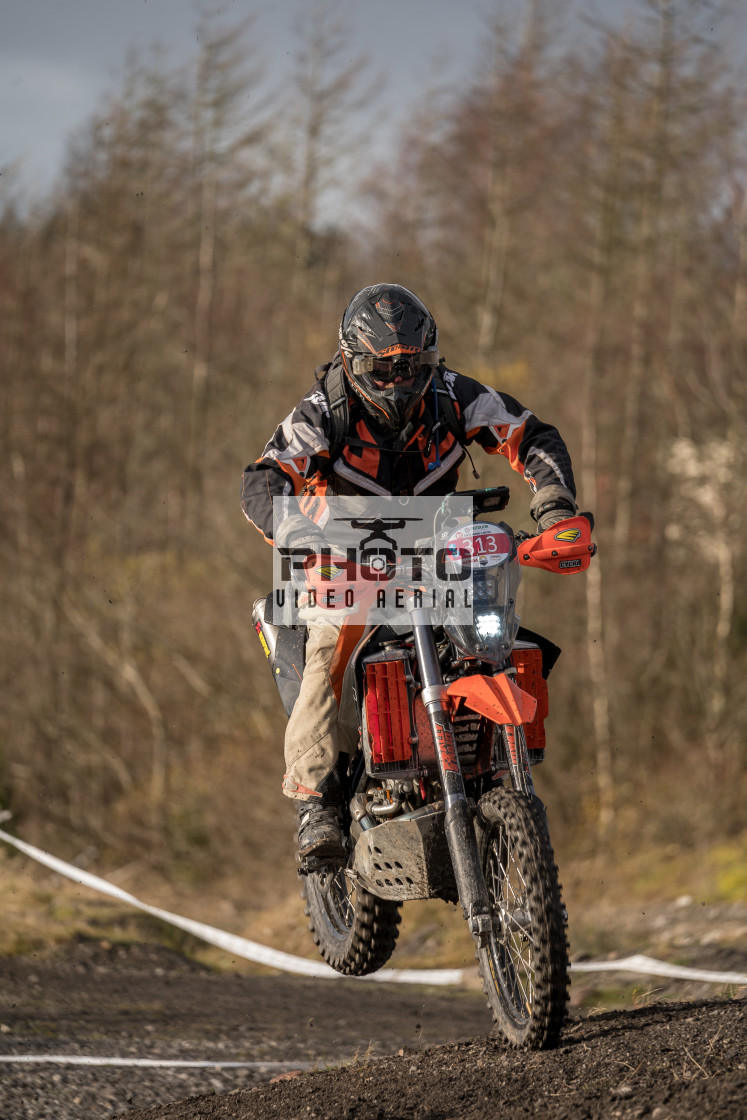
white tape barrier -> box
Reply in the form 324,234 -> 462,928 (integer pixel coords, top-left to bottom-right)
1,828 -> 745,989
571,953 -> 747,986
0,828 -> 459,986
0,1055 -> 312,1070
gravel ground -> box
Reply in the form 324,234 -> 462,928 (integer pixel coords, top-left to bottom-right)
1,910 -> 746,1120
0,938 -> 492,1119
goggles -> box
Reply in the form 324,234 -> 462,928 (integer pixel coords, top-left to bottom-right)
351,350 -> 439,383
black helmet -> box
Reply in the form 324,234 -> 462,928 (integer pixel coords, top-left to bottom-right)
339,284 -> 439,434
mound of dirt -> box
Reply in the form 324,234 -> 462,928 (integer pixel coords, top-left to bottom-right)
122,997 -> 746,1120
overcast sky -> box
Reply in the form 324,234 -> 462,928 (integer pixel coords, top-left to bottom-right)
1,0 -> 744,209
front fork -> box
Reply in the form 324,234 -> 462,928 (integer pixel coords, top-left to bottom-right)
410,611 -> 493,946
502,723 -> 536,798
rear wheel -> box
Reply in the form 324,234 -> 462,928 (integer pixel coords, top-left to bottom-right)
301,860 -> 401,976
476,787 -> 569,1049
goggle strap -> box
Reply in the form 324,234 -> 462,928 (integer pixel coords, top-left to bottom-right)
351,351 -> 439,376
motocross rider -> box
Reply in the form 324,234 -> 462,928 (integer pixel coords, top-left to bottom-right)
241,284 -> 577,863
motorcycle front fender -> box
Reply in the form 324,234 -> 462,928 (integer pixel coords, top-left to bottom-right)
446,673 -> 537,726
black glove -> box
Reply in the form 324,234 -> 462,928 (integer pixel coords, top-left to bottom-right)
537,507 -> 576,532
529,485 -> 577,534
275,514 -> 326,553
275,514 -> 327,591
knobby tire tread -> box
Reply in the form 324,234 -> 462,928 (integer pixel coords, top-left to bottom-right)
301,872 -> 401,976
476,787 -> 569,1050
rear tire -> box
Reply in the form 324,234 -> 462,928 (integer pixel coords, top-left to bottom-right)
301,860 -> 401,976
476,787 -> 569,1049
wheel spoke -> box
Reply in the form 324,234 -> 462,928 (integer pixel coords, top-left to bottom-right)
320,867 -> 356,934
485,822 -> 537,1021
476,788 -> 569,1048
302,865 -> 401,977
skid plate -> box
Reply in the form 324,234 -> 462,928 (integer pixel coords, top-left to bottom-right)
353,809 -> 458,902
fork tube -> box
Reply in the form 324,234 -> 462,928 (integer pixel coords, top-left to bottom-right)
410,611 -> 491,942
503,724 -> 535,797
410,616 -> 466,812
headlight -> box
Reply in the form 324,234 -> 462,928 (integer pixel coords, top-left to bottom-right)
476,613 -> 503,638
442,523 -> 522,663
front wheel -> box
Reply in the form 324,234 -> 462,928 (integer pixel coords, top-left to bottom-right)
476,787 -> 569,1049
301,861 -> 401,976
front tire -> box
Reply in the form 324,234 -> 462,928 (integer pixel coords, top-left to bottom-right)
476,788 -> 569,1049
301,861 -> 401,976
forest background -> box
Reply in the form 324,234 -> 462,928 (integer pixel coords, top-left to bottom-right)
2,0 -> 746,957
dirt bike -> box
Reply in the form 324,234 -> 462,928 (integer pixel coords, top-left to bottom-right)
253,486 -> 595,1050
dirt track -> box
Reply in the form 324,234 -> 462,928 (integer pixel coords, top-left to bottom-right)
0,938 -> 745,1120
135,1001 -> 746,1120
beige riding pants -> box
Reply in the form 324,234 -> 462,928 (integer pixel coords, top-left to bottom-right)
282,621 -> 361,801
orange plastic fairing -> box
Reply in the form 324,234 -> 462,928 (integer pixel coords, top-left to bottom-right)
446,674 -> 537,726
517,516 -> 596,574
511,647 -> 549,752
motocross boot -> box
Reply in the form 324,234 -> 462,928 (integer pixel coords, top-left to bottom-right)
296,772 -> 346,864
296,799 -> 346,863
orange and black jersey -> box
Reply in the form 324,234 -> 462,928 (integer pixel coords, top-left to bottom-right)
240,366 -> 575,542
